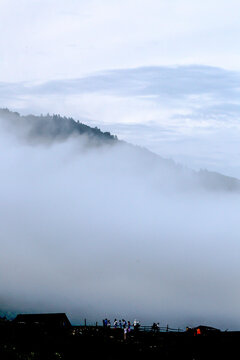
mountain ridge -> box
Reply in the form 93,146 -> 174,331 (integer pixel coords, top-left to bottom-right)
0,108 -> 239,192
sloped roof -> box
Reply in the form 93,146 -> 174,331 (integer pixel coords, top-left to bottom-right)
13,313 -> 71,328
194,325 -> 220,332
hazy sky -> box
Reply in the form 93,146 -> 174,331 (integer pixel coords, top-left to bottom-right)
1,0 -> 240,82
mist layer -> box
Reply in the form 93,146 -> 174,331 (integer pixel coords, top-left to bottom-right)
1,117 -> 240,330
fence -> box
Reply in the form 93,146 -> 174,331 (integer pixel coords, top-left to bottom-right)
73,322 -> 184,333
138,325 -> 183,333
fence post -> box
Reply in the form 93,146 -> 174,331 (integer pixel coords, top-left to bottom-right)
84,318 -> 87,327
96,322 -> 98,327
166,324 -> 168,332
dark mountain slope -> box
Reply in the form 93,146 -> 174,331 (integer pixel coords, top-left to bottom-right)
0,108 -> 117,144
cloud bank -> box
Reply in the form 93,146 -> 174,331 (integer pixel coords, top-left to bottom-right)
1,114 -> 240,329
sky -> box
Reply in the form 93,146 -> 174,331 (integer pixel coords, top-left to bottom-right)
1,0 -> 240,328
1,0 -> 240,82
1,0 -> 240,177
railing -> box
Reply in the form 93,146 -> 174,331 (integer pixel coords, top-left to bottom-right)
138,325 -> 184,333
72,323 -> 184,333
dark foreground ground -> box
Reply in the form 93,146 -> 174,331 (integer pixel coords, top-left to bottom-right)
1,323 -> 240,360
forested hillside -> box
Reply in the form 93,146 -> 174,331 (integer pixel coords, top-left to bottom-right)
0,108 -> 117,144
0,108 -> 239,192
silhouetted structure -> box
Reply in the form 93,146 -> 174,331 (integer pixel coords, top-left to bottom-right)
13,313 -> 71,329
193,325 -> 221,335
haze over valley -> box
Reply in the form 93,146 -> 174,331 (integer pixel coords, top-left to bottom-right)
1,0 -> 240,332
1,109 -> 240,329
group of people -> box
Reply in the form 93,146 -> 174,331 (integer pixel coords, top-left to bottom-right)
152,322 -> 160,332
102,319 -> 161,334
102,318 -> 141,331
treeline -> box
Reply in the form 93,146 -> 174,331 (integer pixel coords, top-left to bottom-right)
0,108 -> 118,144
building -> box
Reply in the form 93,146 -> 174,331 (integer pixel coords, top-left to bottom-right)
13,313 -> 71,329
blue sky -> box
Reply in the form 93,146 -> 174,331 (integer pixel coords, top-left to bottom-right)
1,0 -> 240,177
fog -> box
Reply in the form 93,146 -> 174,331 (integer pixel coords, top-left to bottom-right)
1,117 -> 240,330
